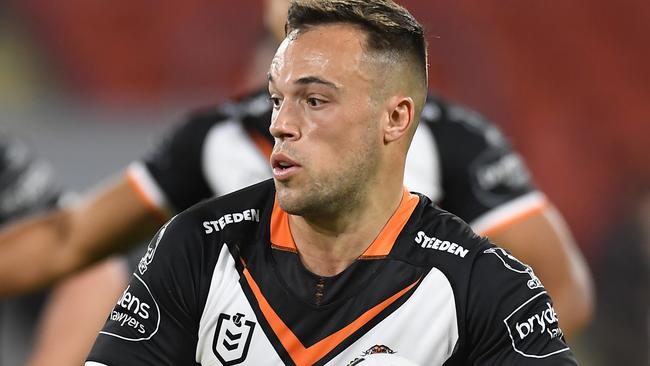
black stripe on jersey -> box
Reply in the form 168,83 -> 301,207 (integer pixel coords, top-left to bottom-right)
236,262 -> 297,366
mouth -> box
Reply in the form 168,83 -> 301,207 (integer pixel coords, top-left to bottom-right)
270,153 -> 301,181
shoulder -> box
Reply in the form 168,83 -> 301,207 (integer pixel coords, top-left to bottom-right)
420,94 -> 507,145
393,196 -> 574,362
160,87 -> 271,147
136,179 -> 275,280
391,195 -> 490,275
418,94 -> 517,165
418,94 -> 523,171
393,195 -> 547,297
195,87 -> 272,134
459,246 -> 573,362
413,94 -> 537,223
171,179 -> 275,240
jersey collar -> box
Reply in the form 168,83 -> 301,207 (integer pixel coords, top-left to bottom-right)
270,187 -> 420,258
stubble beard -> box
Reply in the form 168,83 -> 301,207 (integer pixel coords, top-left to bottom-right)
277,135 -> 380,220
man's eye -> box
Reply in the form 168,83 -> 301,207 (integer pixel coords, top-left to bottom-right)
269,97 -> 281,108
306,97 -> 324,107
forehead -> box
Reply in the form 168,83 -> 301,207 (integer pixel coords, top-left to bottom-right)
269,24 -> 374,88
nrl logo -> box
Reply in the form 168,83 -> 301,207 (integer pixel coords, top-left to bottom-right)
213,312 -> 256,366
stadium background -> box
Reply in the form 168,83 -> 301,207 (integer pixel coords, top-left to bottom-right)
1,0 -> 648,364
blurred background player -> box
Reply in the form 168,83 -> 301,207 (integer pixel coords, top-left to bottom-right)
0,133 -> 128,365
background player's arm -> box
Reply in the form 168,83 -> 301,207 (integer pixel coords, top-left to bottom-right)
484,204 -> 594,338
25,257 -> 129,366
428,101 -> 594,338
0,175 -> 163,297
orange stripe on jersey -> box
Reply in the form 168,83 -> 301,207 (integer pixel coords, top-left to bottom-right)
248,128 -> 273,160
270,188 -> 420,257
361,188 -> 419,258
242,266 -> 420,366
270,198 -> 296,251
479,200 -> 549,237
125,171 -> 168,224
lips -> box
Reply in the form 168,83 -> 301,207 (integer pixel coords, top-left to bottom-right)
270,153 -> 301,180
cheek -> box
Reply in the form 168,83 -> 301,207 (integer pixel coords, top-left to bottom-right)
303,104 -> 378,155
309,120 -> 357,153
317,107 -> 369,136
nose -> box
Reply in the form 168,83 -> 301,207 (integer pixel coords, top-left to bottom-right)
269,102 -> 300,141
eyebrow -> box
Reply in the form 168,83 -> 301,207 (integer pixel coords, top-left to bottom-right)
267,74 -> 338,90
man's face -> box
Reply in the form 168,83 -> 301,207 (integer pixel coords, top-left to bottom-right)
268,24 -> 385,216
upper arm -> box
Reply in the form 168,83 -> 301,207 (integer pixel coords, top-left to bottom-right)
463,247 -> 578,365
87,215 -> 202,365
26,257 -> 130,366
484,204 -> 594,337
485,204 -> 585,283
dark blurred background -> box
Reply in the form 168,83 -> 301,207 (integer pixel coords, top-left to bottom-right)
1,0 -> 648,364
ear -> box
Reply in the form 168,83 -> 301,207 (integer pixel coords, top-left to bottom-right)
384,96 -> 415,144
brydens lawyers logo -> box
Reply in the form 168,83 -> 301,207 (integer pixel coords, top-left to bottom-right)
213,312 -> 256,366
101,274 -> 161,341
504,292 -> 568,358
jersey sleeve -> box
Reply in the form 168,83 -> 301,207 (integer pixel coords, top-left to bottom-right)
126,108 -> 228,215
426,100 -> 546,234
86,214 -> 204,366
462,245 -> 577,365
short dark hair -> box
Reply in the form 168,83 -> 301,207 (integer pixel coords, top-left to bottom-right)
286,0 -> 428,92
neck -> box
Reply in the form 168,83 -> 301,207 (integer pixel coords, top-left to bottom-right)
289,184 -> 405,277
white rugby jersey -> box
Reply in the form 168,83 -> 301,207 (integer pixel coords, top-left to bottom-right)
87,180 -> 576,365
125,89 -> 546,236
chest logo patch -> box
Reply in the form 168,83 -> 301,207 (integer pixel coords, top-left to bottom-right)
213,312 -> 256,365
346,345 -> 418,365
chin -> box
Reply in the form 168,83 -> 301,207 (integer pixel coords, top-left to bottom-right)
277,190 -> 326,217
275,187 -> 305,214
274,176 -> 336,216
